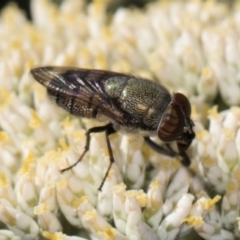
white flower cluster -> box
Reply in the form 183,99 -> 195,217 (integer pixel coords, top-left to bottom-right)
0,0 -> 240,240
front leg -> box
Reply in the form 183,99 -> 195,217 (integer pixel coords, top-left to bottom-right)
144,137 -> 176,158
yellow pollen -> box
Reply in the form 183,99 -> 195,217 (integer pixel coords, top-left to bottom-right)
103,148 -> 110,158
61,116 -> 71,128
201,157 -> 215,166
82,210 -> 102,232
202,67 -> 212,78
103,26 -> 112,39
191,104 -> 197,116
59,138 -> 70,151
182,216 -> 204,227
112,182 -> 126,193
125,190 -> 147,207
208,106 -> 221,120
196,130 -> 208,140
26,58 -> 35,71
200,195 -> 221,210
72,196 -> 89,209
42,231 -> 65,240
0,88 -> 11,109
0,131 -> 8,142
150,178 -> 160,189
93,0 -> 107,13
34,203 -> 49,215
231,106 -> 240,117
19,151 -> 34,175
72,131 -> 85,139
81,48 -> 91,60
29,110 -> 41,128
84,210 -> 96,220
185,46 -> 193,53
223,128 -> 234,141
160,158 -> 180,170
96,53 -> 107,69
227,181 -> 237,192
56,180 -> 67,189
0,172 -> 9,186
99,227 -> 116,239
44,150 -> 62,160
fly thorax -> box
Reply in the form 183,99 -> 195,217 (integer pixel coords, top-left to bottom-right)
104,76 -> 128,98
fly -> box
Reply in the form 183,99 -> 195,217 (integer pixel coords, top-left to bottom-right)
30,66 -> 195,190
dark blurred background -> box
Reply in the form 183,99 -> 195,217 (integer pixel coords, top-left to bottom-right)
0,0 -> 235,20
0,0 -> 155,20
0,0 -> 31,18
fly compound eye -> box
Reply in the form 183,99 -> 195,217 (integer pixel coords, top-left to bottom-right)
157,103 -> 185,142
173,92 -> 191,117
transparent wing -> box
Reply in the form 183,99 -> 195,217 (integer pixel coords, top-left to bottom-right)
30,66 -> 133,122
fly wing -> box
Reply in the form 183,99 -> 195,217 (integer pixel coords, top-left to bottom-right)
30,66 -> 131,123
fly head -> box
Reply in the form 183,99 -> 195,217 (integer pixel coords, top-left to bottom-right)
157,92 -> 195,166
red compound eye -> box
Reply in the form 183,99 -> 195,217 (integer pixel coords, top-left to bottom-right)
157,103 -> 184,142
173,92 -> 191,117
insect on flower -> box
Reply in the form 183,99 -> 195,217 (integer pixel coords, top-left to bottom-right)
30,66 -> 195,190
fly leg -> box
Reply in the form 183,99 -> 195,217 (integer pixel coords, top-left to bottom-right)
98,124 -> 116,190
144,137 -> 191,166
144,137 -> 176,158
165,143 -> 178,156
60,123 -> 116,191
177,142 -> 191,167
